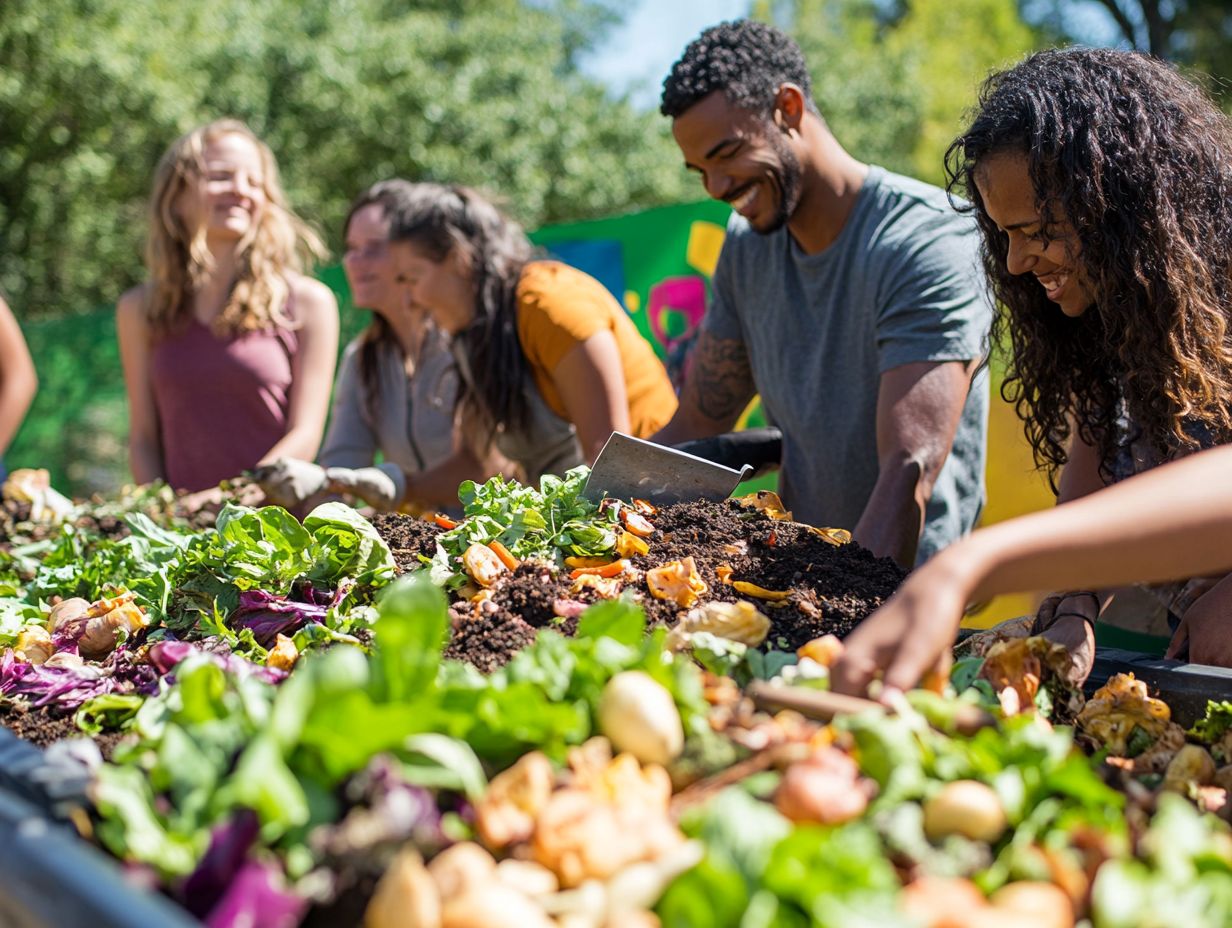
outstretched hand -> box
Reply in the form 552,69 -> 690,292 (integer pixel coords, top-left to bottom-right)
830,555 -> 970,698
324,462 -> 405,512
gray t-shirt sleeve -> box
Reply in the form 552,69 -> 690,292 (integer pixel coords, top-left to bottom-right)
317,341 -> 378,469
700,224 -> 746,342
874,214 -> 990,374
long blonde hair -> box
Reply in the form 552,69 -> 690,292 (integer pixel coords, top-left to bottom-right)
143,119 -> 326,336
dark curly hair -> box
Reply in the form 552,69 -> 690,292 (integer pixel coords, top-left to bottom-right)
945,47 -> 1232,490
660,19 -> 819,119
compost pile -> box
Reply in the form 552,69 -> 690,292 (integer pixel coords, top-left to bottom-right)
0,466 -> 1230,928
373,474 -> 904,671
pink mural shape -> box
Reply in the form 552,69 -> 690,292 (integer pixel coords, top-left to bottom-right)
648,276 -> 707,346
647,275 -> 708,389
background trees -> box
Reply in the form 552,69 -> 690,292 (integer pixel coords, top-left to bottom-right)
0,0 -> 689,320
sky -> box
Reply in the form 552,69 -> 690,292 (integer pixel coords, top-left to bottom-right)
578,0 -> 752,110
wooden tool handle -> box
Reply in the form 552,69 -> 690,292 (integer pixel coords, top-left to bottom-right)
747,680 -> 881,719
746,680 -> 996,736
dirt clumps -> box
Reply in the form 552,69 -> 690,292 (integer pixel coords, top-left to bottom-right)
2,703 -> 125,759
438,497 -> 907,671
443,608 -> 537,673
632,499 -> 905,650
368,513 -> 444,575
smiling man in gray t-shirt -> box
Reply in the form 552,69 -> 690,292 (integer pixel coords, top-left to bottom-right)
653,20 -> 991,567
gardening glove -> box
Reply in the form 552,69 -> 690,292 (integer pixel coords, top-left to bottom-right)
324,462 -> 406,512
673,427 -> 783,478
253,457 -> 329,509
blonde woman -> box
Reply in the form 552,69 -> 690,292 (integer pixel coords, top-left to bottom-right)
0,296 -> 37,478
117,119 -> 338,496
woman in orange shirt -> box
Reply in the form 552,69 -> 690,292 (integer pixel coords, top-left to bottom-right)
343,183 -> 677,510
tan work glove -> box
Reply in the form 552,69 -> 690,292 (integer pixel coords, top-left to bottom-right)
324,462 -> 406,512
254,457 -> 329,509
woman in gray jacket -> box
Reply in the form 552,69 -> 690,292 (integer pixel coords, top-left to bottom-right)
259,180 -> 483,513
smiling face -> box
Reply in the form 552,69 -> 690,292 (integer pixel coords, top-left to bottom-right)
343,203 -> 396,313
975,151 -> 1095,318
672,90 -> 802,234
178,132 -> 267,244
390,240 -> 475,336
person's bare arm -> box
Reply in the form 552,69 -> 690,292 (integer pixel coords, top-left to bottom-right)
116,286 -> 166,485
0,298 -> 37,455
651,329 -> 757,446
552,331 -> 630,464
833,443 -> 1232,695
853,360 -> 972,567
259,277 -> 339,465
1033,427 -> 1112,675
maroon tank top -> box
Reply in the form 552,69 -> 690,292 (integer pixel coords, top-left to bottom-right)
149,314 -> 298,492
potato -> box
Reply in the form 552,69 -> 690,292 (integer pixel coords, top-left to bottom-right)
1163,744 -> 1217,792
441,884 -> 555,928
774,750 -> 870,825
597,671 -> 683,766
989,881 -> 1075,928
899,876 -> 987,928
427,842 -> 497,901
364,849 -> 441,928
923,780 -> 1007,843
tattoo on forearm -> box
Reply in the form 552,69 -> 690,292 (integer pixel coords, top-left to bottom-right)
685,333 -> 756,423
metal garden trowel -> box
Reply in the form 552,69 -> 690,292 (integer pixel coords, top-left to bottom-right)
583,432 -> 751,506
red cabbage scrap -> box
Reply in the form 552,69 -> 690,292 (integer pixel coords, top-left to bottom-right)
203,858 -> 306,928
147,639 -> 286,685
182,809 -> 261,918
0,649 -> 157,711
229,590 -> 328,648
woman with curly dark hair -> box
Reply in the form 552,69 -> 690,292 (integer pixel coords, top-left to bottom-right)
832,46 -> 1232,691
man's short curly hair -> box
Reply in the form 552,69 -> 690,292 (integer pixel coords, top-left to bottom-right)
660,19 -> 817,119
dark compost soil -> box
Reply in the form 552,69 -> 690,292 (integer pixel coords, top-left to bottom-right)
2,703 -> 125,759
439,497 -> 907,673
637,499 -> 906,649
368,513 -> 444,575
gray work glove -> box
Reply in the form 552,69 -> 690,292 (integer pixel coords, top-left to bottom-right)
254,457 -> 329,508
324,462 -> 406,511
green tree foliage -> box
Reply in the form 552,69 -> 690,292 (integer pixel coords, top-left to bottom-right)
1022,0 -> 1232,99
0,0 -> 690,319
757,0 -> 1037,185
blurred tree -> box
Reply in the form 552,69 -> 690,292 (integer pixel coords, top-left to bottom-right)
756,0 -> 1037,185
1020,0 -> 1232,94
0,0 -> 690,320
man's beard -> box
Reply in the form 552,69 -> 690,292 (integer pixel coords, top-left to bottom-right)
752,132 -> 803,235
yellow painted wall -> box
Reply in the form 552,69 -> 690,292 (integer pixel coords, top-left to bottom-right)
963,379 -> 1056,628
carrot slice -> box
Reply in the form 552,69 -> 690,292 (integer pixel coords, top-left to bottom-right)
487,539 -> 519,571
569,558 -> 630,579
432,513 -> 460,530
564,555 -> 617,569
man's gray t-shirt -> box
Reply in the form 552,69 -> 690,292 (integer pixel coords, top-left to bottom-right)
704,166 -> 991,564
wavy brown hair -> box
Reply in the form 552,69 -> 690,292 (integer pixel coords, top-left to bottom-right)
386,184 -> 534,454
945,48 -> 1232,489
144,119 -> 326,336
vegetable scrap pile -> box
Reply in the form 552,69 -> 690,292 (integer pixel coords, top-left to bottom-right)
70,586 -> 1232,927
374,468 -> 905,669
1,465 -> 1231,928
0,477 -> 396,751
